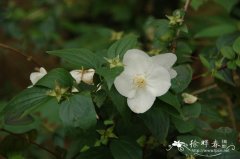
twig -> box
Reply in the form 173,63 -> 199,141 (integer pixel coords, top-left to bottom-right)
0,43 -> 41,67
171,0 -> 192,53
192,64 -> 227,81
0,128 -> 59,158
191,83 -> 218,95
192,72 -> 210,80
184,0 -> 191,12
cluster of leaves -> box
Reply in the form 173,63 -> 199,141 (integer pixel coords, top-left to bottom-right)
1,0 -> 240,159
0,0 -> 178,51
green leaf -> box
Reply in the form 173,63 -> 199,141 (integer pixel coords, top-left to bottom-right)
195,24 -> 237,38
215,69 -> 235,86
214,0 -> 238,12
233,37 -> 240,55
172,117 -> 195,133
213,151 -> 240,159
93,90 -> 107,108
96,67 -> 123,89
220,46 -> 235,59
36,68 -> 73,89
161,103 -> 182,119
227,61 -> 237,70
158,91 -> 181,112
236,59 -> 240,67
35,97 -> 61,125
191,0 -> 207,10
199,54 -> 211,69
66,131 -> 98,159
107,34 -> 138,59
3,115 -> 39,134
59,93 -> 97,129
201,102 -> 224,123
176,42 -> 193,63
182,102 -> 201,120
3,87 -> 51,118
140,107 -> 169,142
171,65 -> 192,93
110,139 -> 142,159
208,127 -> 238,144
106,87 -> 130,120
47,48 -> 104,69
216,34 -> 239,50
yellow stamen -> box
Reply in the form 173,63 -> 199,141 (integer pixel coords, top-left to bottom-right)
133,75 -> 146,88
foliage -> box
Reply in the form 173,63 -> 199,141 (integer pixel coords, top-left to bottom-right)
1,0 -> 240,159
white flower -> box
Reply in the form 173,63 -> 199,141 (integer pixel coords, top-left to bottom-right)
182,93 -> 198,104
151,52 -> 177,78
30,67 -> 47,85
114,49 -> 177,113
70,69 -> 95,85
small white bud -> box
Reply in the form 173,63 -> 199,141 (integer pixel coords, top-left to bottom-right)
182,93 -> 198,104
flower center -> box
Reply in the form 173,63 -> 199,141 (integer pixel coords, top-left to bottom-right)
133,75 -> 146,88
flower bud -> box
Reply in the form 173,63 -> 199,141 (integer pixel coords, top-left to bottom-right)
111,31 -> 123,41
47,84 -> 68,102
105,55 -> 123,68
166,15 -> 184,26
182,93 -> 198,104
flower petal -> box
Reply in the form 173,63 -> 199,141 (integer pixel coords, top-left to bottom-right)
127,89 -> 155,113
151,53 -> 177,69
39,67 -> 47,74
71,87 -> 79,93
146,65 -> 171,97
30,68 -> 47,85
30,73 -> 42,85
82,69 -> 95,85
114,72 -> 136,98
123,49 -> 151,75
169,69 -> 177,78
70,70 -> 82,84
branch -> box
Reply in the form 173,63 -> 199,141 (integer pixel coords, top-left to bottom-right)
0,43 -> 41,67
191,83 -> 218,95
184,0 -> 191,12
0,128 -> 59,158
192,64 -> 227,81
171,0 -> 192,53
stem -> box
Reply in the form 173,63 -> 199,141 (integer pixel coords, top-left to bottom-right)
192,72 -> 210,80
191,83 -> 218,95
184,0 -> 191,12
0,128 -> 59,159
192,64 -> 227,81
0,43 -> 41,67
171,0 -> 192,53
